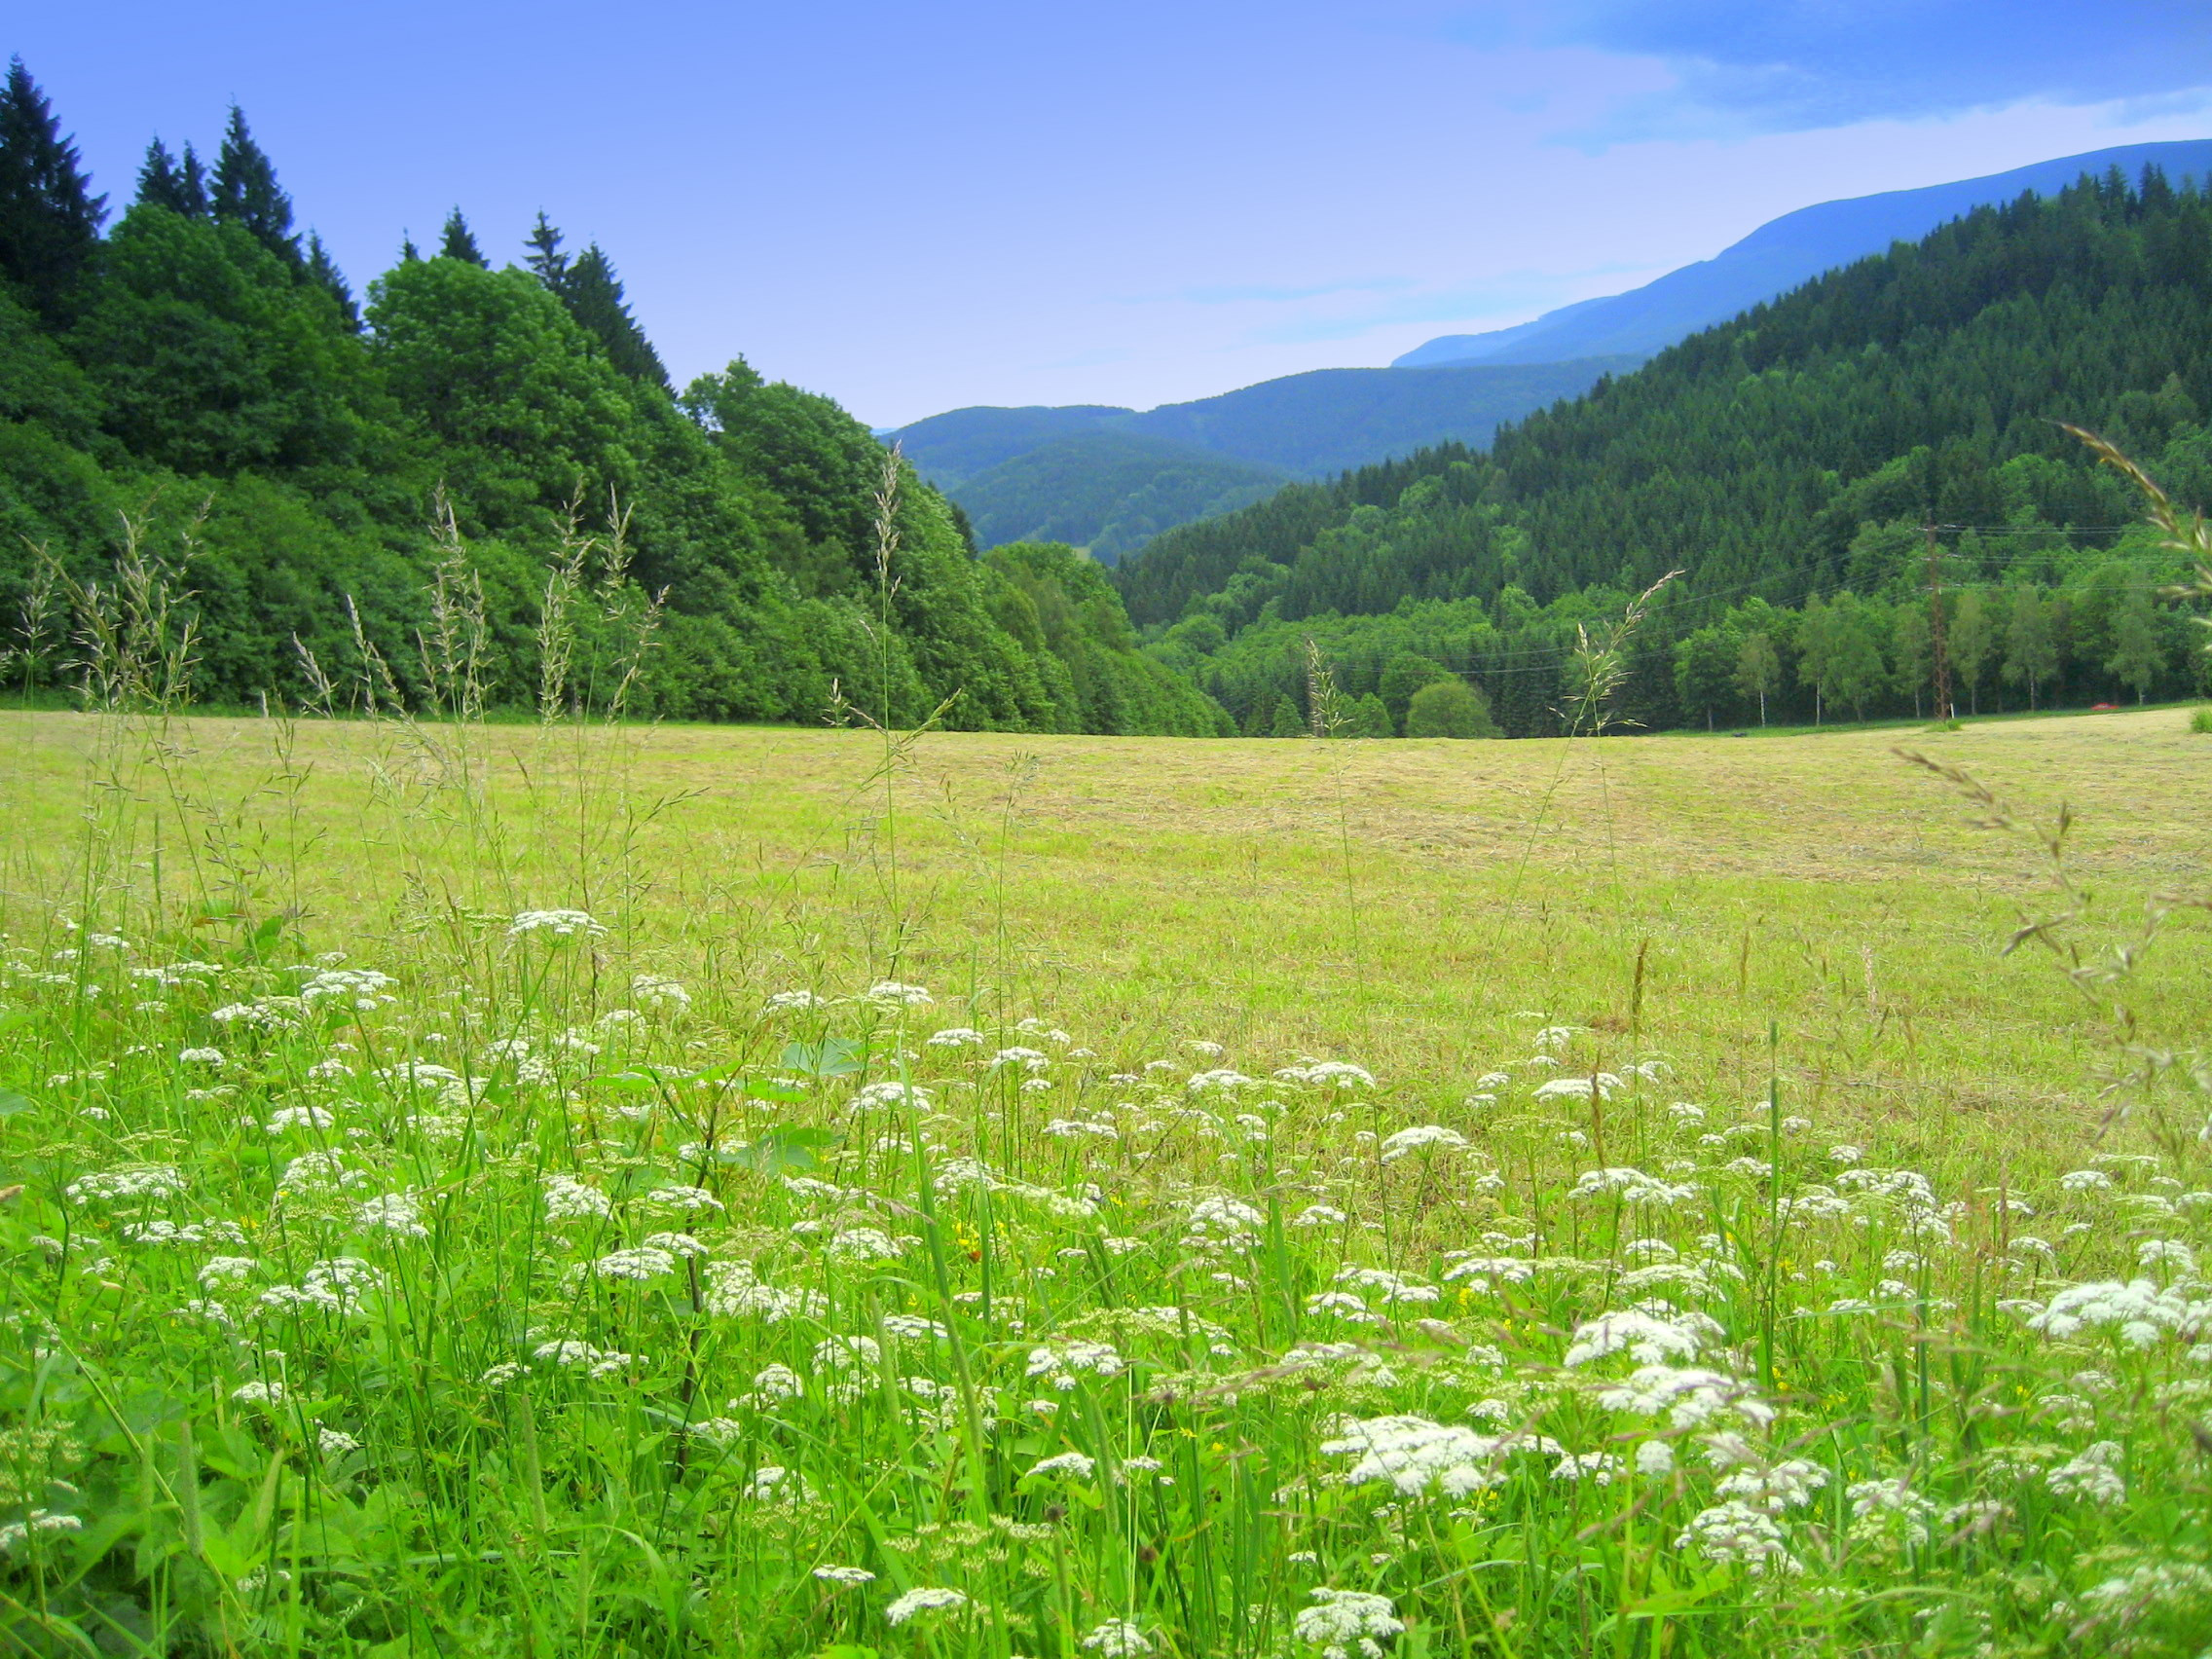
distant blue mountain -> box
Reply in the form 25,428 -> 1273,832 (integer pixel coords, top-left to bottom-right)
1394,137 -> 2212,368
892,358 -> 1633,559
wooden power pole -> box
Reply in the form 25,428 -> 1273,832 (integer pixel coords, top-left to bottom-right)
1923,522 -> 1952,721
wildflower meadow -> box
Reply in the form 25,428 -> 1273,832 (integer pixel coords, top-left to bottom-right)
2,573 -> 2210,1655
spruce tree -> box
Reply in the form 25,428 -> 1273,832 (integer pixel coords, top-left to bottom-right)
399,234 -> 421,263
561,242 -> 668,387
305,231 -> 359,328
523,210 -> 568,290
439,206 -> 488,267
136,138 -> 210,216
210,105 -> 297,263
0,56 -> 107,322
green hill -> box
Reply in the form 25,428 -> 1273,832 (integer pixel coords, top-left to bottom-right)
892,359 -> 1636,558
954,432 -> 1289,566
1123,168 -> 2212,737
0,67 -> 1221,736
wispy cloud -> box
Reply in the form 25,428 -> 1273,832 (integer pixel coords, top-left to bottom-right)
1445,1 -> 2212,143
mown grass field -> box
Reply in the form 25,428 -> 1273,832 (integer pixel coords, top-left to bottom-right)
1,705 -> 2208,1657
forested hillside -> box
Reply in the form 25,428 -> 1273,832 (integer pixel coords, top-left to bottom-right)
0,62 -> 1223,735
1124,168 -> 2212,737
892,359 -> 1635,559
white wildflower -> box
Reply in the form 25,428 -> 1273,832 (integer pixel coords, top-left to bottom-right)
1564,1309 -> 1724,1368
814,1565 -> 876,1586
1677,1500 -> 1799,1573
1293,1587 -> 1402,1658
1379,1124 -> 1467,1161
884,1587 -> 967,1624
630,974 -> 690,1014
2046,1440 -> 2125,1505
543,1174 -> 613,1221
1027,1342 -> 1126,1390
826,1227 -> 903,1262
593,1246 -> 679,1282
507,909 -> 606,939
1082,1617 -> 1154,1656
863,980 -> 933,1007
1028,1451 -> 1097,1479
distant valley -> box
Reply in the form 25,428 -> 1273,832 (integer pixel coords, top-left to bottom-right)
894,358 -> 1635,562
900,136 -> 2212,566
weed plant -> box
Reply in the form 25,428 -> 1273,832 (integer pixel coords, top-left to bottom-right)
0,494 -> 2209,1657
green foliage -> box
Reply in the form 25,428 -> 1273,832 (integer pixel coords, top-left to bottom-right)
0,82 -> 1222,739
947,431 -> 1287,566
1403,676 -> 1495,738
1267,692 -> 1305,737
1122,170 -> 2212,730
0,56 -> 106,322
208,105 -> 295,264
438,205 -> 488,268
2191,704 -> 2212,732
72,205 -> 375,478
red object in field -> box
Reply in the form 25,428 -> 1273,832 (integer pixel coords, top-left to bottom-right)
2091,702 -> 2120,711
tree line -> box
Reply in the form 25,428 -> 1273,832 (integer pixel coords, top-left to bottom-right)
0,60 -> 1223,735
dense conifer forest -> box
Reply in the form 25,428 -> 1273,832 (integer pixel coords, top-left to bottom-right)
0,62 -> 1224,734
1121,170 -> 2212,736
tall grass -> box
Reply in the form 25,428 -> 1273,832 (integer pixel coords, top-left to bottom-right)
1,505 -> 2208,1659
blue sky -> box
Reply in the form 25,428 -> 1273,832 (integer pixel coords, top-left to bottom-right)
13,2 -> 2211,425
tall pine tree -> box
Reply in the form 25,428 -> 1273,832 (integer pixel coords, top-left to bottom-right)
136,137 -> 209,217
305,231 -> 358,327
438,206 -> 488,267
210,105 -> 297,263
0,57 -> 107,322
562,242 -> 667,387
524,210 -> 569,289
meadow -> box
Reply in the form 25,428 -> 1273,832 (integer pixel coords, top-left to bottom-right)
2,698 -> 2209,1657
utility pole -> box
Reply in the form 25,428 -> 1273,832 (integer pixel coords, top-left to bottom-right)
1923,521 -> 1952,721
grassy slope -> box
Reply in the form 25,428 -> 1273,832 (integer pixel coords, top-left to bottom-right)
6,707 -> 2203,1165
4,706 -> 2210,1655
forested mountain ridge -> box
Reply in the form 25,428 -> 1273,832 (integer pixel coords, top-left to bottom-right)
1124,168 -> 2212,738
1395,135 -> 2212,368
890,358 -> 1635,558
0,61 -> 1224,736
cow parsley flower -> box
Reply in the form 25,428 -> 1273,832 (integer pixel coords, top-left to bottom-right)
594,1246 -> 678,1282
1379,1125 -> 1467,1161
827,1227 -> 903,1262
1027,1342 -> 1126,1390
179,1046 -> 225,1067
1293,1588 -> 1402,1658
2047,1440 -> 2125,1505
2026,1279 -> 2209,1347
543,1174 -> 613,1221
630,973 -> 690,1014
1564,1309 -> 1724,1368
1082,1618 -> 1154,1655
1029,1451 -> 1097,1479
1321,1415 -> 1517,1496
813,1566 -> 876,1586
863,980 -> 933,1007
66,1165 -> 186,1205
356,1193 -> 428,1237
884,1586 -> 967,1624
508,909 -> 605,940
1677,1500 -> 1799,1573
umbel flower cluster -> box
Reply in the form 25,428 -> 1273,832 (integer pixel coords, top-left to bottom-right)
2,921 -> 2208,1655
